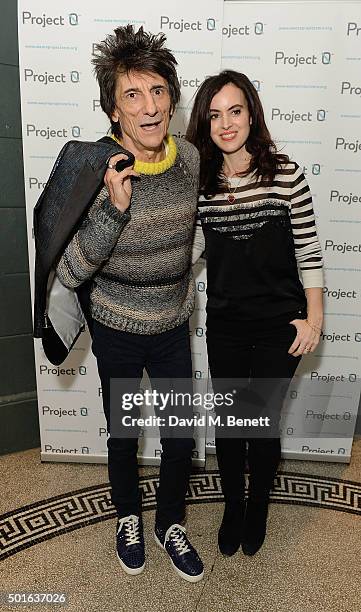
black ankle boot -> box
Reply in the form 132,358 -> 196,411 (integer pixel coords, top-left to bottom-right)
218,501 -> 246,557
241,499 -> 269,556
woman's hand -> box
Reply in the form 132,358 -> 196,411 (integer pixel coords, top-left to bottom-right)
104,153 -> 139,213
288,318 -> 321,357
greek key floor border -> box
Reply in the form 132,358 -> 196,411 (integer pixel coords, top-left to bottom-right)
1,471 -> 360,561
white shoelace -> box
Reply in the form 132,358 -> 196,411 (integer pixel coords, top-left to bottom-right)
165,524 -> 190,556
117,515 -> 141,546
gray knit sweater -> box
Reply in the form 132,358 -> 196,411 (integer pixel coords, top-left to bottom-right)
56,137 -> 200,334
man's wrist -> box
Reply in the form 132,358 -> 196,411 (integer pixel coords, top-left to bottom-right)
102,198 -> 130,223
112,201 -> 129,213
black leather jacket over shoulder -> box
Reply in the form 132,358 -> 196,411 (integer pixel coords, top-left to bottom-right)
33,136 -> 129,362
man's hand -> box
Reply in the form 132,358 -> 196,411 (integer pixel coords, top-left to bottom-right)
104,153 -> 139,213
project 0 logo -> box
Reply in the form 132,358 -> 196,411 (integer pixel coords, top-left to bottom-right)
324,239 -> 361,254
311,371 -> 357,382
179,75 -> 203,89
171,130 -> 186,140
222,21 -> 265,38
341,81 -> 361,96
347,22 -> 361,36
301,446 -> 346,455
302,164 -> 322,176
159,16 -> 219,32
41,406 -> 88,418
335,137 -> 361,153
26,124 -> 81,139
271,108 -> 327,124
44,444 -> 90,454
28,177 -> 46,190
274,51 -> 332,66
22,11 -> 80,27
305,409 -> 353,422
320,330 -> 361,344
323,286 -> 358,301
39,365 -> 87,376
24,68 -> 80,85
329,189 -> 361,205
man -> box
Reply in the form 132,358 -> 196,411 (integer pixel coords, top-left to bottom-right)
56,25 -> 204,582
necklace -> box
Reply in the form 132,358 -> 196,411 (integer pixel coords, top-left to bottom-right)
223,156 -> 251,203
226,175 -> 243,204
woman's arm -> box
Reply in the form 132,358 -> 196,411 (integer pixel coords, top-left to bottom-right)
305,286 -> 323,330
289,163 -> 324,289
288,164 -> 324,356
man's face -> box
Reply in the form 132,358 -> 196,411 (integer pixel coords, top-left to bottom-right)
111,70 -> 172,157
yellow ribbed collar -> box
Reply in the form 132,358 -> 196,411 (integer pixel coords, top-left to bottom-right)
110,133 -> 177,175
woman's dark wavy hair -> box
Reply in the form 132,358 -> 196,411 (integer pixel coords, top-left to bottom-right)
92,25 -> 180,138
186,70 -> 289,198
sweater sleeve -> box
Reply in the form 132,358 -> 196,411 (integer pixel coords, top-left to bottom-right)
178,140 -> 203,264
56,187 -> 130,288
289,164 -> 324,288
191,218 -> 205,264
180,138 -> 200,194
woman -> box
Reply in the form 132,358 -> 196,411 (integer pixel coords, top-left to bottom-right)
186,71 -> 323,557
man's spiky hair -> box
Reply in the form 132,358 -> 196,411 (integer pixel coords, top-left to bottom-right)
92,25 -> 180,137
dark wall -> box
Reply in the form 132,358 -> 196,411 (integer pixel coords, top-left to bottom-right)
0,0 -> 39,453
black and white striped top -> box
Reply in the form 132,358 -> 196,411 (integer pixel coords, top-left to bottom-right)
196,162 -> 323,321
198,161 -> 323,288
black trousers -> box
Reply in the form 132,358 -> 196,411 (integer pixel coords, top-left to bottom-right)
206,310 -> 303,503
92,320 -> 194,530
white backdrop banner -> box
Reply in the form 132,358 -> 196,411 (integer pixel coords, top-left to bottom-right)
205,1 -> 361,462
18,0 -> 224,464
18,1 -> 360,464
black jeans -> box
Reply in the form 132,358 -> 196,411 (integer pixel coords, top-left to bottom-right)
206,310 -> 303,502
92,320 -> 195,530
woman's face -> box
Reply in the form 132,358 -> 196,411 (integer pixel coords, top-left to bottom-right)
209,83 -> 252,155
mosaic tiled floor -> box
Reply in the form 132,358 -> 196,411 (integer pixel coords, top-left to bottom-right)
1,470 -> 360,561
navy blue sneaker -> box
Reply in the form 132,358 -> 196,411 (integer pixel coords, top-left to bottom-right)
116,515 -> 145,575
154,524 -> 204,583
